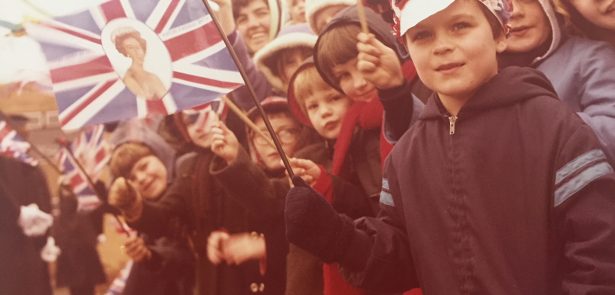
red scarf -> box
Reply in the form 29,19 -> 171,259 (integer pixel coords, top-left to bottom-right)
322,98 -> 394,295
322,59 -> 419,295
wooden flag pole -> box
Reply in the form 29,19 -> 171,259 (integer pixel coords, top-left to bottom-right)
201,0 -> 295,178
57,139 -> 131,237
222,96 -> 276,149
356,0 -> 369,33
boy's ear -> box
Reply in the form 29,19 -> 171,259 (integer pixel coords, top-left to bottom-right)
495,34 -> 507,53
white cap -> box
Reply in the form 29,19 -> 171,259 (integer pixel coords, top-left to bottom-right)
397,0 -> 512,36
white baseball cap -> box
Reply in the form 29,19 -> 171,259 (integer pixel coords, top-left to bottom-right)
396,0 -> 512,36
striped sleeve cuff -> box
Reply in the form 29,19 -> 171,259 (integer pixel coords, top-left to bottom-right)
555,149 -> 614,207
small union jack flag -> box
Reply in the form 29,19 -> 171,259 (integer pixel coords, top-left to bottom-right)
105,261 -> 133,295
0,114 -> 38,166
58,125 -> 111,211
26,0 -> 244,130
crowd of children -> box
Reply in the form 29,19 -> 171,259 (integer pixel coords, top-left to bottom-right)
5,0 -> 612,294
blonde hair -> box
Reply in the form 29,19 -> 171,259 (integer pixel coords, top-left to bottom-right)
109,142 -> 154,178
292,65 -> 332,117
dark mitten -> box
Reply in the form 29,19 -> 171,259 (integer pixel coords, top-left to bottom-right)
285,176 -> 355,262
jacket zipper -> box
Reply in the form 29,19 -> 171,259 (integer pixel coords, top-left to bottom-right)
448,115 -> 458,135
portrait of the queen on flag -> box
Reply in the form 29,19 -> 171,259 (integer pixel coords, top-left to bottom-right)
25,0 -> 245,130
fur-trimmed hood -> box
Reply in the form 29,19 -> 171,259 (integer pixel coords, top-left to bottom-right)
530,0 -> 563,64
253,24 -> 317,93
305,0 -> 356,33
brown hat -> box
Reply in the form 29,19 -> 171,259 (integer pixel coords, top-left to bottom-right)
246,96 -> 290,123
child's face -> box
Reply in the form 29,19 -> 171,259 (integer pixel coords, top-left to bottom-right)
236,0 -> 272,53
252,112 -> 301,170
303,86 -> 352,139
128,155 -> 168,200
313,5 -> 348,33
183,109 -> 220,149
569,0 -> 615,31
506,0 -> 552,53
331,58 -> 378,102
404,0 -> 506,102
289,0 -> 306,23
281,49 -> 311,86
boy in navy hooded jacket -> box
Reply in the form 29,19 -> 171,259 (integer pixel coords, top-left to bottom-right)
284,0 -> 615,294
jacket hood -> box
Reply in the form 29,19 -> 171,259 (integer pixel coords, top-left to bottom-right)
420,67 -> 558,120
287,57 -> 318,127
108,119 -> 176,180
253,24 -> 317,92
531,0 -> 562,64
314,5 -> 409,92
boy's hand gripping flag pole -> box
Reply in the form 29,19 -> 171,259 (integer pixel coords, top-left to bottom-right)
202,0 -> 295,179
56,138 -> 131,236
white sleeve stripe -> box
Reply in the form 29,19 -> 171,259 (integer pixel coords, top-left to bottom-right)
554,161 -> 613,207
556,149 -> 606,185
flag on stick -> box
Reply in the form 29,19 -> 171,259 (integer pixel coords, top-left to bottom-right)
57,125 -> 110,211
26,0 -> 244,130
0,113 -> 38,166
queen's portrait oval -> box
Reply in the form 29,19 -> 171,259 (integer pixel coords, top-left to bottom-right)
101,18 -> 172,100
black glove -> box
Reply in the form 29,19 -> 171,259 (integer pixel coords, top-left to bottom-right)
285,176 -> 355,263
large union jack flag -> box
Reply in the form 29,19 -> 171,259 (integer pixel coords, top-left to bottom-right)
0,114 -> 38,166
58,124 -> 111,211
25,0 -> 244,130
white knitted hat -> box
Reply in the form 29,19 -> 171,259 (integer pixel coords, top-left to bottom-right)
304,0 -> 356,33
396,0 -> 512,36
253,24 -> 317,92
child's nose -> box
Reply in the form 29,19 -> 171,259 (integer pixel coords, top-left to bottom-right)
510,0 -> 525,18
433,38 -> 454,56
247,15 -> 261,29
319,106 -> 333,117
135,173 -> 147,184
353,73 -> 367,90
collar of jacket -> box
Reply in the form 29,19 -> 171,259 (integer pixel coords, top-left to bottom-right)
419,66 -> 558,120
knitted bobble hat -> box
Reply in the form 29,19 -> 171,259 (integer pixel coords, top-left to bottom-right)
304,0 -> 356,33
394,0 -> 512,36
253,24 -> 317,93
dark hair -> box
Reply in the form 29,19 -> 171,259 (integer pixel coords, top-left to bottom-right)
265,47 -> 313,84
314,23 -> 362,92
232,0 -> 269,19
110,142 -> 154,178
114,30 -> 147,57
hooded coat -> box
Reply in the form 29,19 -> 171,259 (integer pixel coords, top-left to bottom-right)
334,67 -> 615,294
503,0 -> 615,163
129,148 -> 275,295
109,121 -> 196,295
315,6 -> 424,145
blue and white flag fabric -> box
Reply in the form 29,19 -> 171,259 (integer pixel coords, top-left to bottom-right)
26,0 -> 244,130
